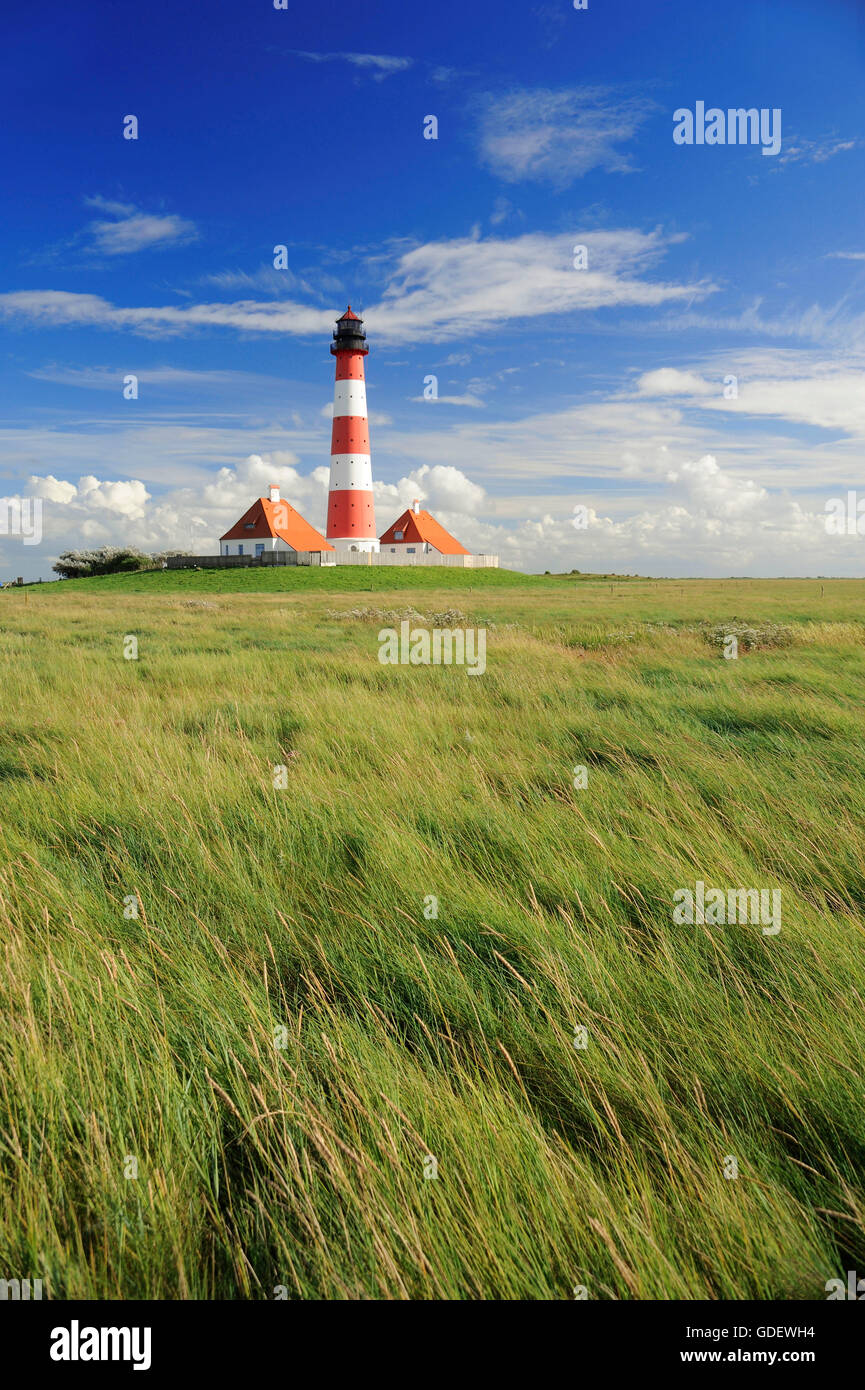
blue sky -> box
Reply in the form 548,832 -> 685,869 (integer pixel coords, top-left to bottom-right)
2,0 -> 863,576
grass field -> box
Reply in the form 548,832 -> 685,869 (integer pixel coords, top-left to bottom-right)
2,572 -> 864,1299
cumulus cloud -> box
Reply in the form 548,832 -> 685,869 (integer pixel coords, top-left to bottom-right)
11,455 -> 486,564
28,473 -> 150,518
28,474 -> 77,504
399,463 -> 486,514
448,453 -> 854,576
12,447 -> 861,581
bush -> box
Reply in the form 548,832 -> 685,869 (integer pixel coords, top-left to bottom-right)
52,547 -> 152,580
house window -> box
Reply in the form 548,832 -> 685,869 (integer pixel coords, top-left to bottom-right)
407,547 -> 415,554
390,548 -> 395,553
238,544 -> 244,555
394,531 -> 403,540
255,543 -> 265,556
244,523 -> 254,529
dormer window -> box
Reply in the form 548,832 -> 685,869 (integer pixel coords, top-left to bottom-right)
394,530 -> 403,540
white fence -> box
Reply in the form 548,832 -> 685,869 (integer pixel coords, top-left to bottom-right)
168,551 -> 499,570
329,551 -> 499,568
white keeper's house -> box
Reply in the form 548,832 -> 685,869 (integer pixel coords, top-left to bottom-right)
219,485 -> 333,557
378,500 -> 471,558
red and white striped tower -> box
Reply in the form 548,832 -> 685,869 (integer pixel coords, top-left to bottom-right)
326,306 -> 378,550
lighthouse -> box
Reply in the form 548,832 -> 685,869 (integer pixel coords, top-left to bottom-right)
326,306 -> 378,551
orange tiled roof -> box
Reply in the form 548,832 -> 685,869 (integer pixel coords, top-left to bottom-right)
379,508 -> 470,555
220,497 -> 334,550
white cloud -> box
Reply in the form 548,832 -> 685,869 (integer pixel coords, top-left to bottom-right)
409,393 -> 485,407
634,356 -> 865,435
778,136 -> 858,167
478,87 -> 652,186
28,474 -> 77,504
27,365 -> 285,391
0,290 -> 333,338
8,442 -> 865,579
490,197 -> 520,226
636,368 -> 715,397
15,455 -> 486,565
646,299 -> 865,352
290,50 -> 412,80
0,228 -> 712,343
399,464 -> 486,514
372,230 -> 711,341
28,473 -> 150,520
428,453 -> 854,576
83,198 -> 197,255
75,476 -> 151,517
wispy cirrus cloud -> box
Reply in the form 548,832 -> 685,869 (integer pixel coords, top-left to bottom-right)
777,135 -> 858,167
0,290 -> 333,338
477,86 -> 653,187
369,229 -> 710,340
289,50 -> 412,80
634,355 -> 865,436
26,364 -> 286,391
648,296 -> 865,352
0,228 -> 714,343
83,195 -> 197,254
409,393 -> 485,407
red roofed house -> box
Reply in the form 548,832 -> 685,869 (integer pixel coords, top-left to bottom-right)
220,485 -> 333,557
379,499 -> 471,558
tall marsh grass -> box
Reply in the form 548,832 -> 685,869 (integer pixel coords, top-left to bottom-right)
1,577 -> 863,1298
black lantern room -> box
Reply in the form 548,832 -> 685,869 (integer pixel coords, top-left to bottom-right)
331,306 -> 368,356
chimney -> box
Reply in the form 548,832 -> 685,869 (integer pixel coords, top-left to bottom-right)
269,484 -> 280,504
412,498 -> 420,514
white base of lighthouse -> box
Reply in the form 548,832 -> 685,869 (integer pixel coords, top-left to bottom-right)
331,537 -> 380,552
